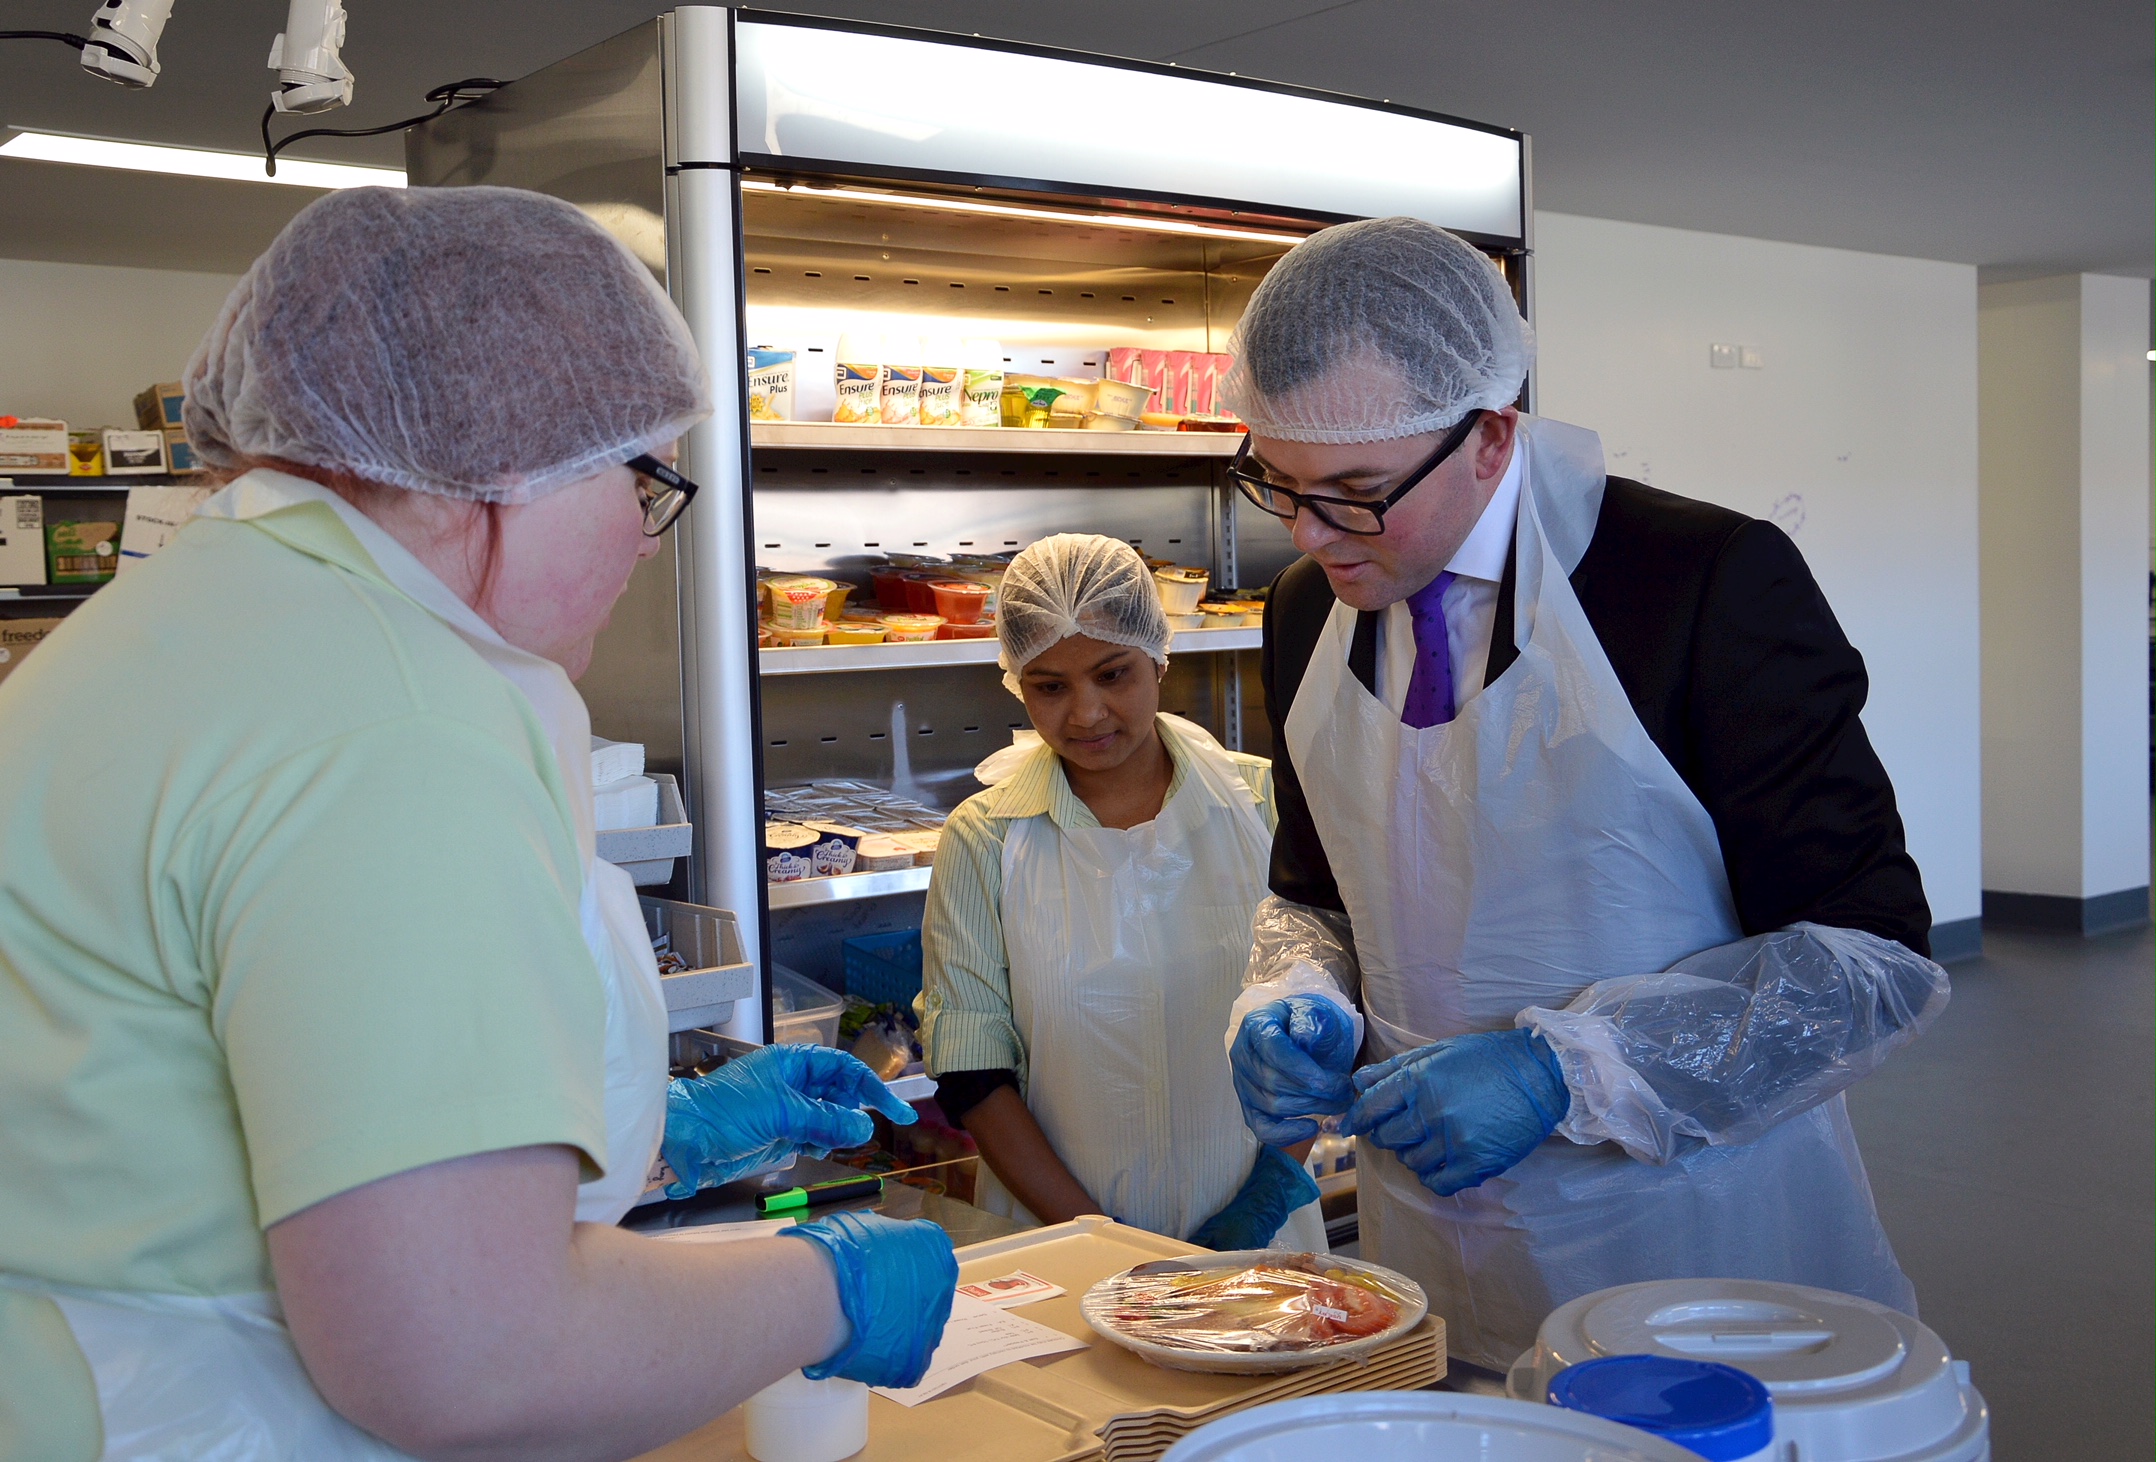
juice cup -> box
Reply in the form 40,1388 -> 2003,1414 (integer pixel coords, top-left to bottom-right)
881,614 -> 945,642
928,579 -> 992,624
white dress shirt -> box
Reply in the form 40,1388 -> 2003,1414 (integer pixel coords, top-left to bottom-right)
1374,442 -> 1524,715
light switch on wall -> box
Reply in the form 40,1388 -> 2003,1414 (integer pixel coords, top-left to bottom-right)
1740,346 -> 1765,369
1709,343 -> 1739,369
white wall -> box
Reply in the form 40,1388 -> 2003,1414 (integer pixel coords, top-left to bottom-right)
2078,275 -> 2152,897
1979,273 -> 2152,902
1978,277 -> 2083,895
1531,211 -> 1983,928
0,257 -> 240,431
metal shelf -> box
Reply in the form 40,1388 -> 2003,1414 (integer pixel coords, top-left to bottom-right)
766,864 -> 932,908
0,584 -> 101,600
759,623 -> 1260,675
0,477 -> 191,491
749,421 -> 1245,456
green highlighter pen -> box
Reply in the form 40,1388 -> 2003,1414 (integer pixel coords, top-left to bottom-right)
757,1173 -> 885,1216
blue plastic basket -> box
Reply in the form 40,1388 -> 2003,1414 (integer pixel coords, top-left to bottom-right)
843,929 -> 924,1009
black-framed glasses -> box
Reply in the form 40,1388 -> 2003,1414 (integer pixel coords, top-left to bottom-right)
1228,410 -> 1484,536
627,453 -> 699,537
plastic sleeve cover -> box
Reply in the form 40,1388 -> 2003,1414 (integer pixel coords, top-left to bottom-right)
1518,922 -> 1950,1164
1223,896 -> 1367,1057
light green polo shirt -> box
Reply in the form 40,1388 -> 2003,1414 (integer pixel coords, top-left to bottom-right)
916,716 -> 1276,1089
0,497 -> 609,1459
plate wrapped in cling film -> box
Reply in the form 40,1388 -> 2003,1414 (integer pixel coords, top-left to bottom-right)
1088,1253 -> 1404,1353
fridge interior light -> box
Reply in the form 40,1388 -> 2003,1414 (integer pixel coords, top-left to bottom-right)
739,177 -> 1310,246
0,129 -> 405,190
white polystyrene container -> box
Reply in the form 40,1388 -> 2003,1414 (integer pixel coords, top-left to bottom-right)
1159,1391 -> 1703,1462
743,1370 -> 868,1462
1507,1280 -> 1989,1462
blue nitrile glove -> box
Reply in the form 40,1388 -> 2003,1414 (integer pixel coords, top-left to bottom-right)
1340,1029 -> 1571,1197
1188,1143 -> 1323,1252
783,1210 -> 958,1388
660,1043 -> 917,1198
1229,995 -> 1360,1144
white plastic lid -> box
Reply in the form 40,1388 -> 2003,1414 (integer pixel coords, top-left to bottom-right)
1510,1280 -> 1989,1462
1160,1391 -> 1703,1462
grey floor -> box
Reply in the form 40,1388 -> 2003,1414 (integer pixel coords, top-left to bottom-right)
1845,920 -> 2154,1460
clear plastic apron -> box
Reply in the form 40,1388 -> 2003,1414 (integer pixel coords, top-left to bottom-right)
13,472 -> 670,1459
1283,419 -> 1909,1370
976,716 -> 1326,1252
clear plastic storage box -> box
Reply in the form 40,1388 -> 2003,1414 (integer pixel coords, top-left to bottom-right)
771,965 -> 845,1048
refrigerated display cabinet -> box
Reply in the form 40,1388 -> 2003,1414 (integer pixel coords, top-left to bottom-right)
407,6 -> 1529,1040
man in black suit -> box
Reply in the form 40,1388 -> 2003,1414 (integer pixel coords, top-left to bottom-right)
1217,218 -> 1950,1370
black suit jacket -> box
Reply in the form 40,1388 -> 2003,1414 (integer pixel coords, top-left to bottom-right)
1262,476 -> 1934,957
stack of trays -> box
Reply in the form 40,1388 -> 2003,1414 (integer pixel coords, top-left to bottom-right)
1091,1319 -> 1444,1462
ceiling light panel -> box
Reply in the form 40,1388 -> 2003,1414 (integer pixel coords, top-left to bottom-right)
0,130 -> 404,190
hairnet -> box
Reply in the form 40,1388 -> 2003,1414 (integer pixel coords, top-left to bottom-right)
184,185 -> 711,503
1219,216 -> 1533,444
996,533 -> 1170,697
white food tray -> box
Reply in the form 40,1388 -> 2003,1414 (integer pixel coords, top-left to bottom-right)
597,773 -> 692,885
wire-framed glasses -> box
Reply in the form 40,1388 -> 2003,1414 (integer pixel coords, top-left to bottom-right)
1227,410 -> 1484,536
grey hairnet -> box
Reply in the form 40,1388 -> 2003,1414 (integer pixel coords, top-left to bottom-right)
996,534 -> 1170,698
1219,217 -> 1533,444
184,186 -> 711,503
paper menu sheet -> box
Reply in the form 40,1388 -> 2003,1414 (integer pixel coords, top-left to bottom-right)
872,1294 -> 1088,1407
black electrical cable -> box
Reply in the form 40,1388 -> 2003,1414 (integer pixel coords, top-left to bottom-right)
0,29 -> 92,50
260,76 -> 501,178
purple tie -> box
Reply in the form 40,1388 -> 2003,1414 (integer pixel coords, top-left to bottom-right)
1401,571 -> 1457,730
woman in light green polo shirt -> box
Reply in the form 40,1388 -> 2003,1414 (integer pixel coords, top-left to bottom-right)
0,186 -> 953,1462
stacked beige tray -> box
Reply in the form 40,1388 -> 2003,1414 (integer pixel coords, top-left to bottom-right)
638,1216 -> 1444,1462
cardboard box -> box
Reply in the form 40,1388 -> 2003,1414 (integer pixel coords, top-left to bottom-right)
47,519 -> 119,584
0,618 -> 64,688
0,419 -> 69,474
0,495 -> 46,586
67,430 -> 105,476
101,429 -> 165,476
117,485 -> 213,573
162,428 -> 202,474
134,382 -> 186,431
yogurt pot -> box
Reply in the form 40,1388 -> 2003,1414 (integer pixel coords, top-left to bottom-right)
1093,375 -> 1156,419
825,622 -> 885,645
768,576 -> 835,630
772,625 -> 827,647
763,823 -> 819,882
1153,566 -> 1209,615
928,579 -> 993,624
853,834 -> 916,872
802,823 -> 865,877
821,581 -> 856,622
1164,611 -> 1204,630
881,614 -> 945,642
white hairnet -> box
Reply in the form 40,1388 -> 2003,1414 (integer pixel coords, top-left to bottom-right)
1219,216 -> 1533,444
184,186 -> 711,503
996,533 -> 1170,697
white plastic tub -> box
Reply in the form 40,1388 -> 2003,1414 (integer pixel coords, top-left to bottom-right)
1508,1279 -> 1990,1462
1160,1391 -> 1701,1462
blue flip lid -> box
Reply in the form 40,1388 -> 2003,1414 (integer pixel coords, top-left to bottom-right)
1547,1355 -> 1774,1461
